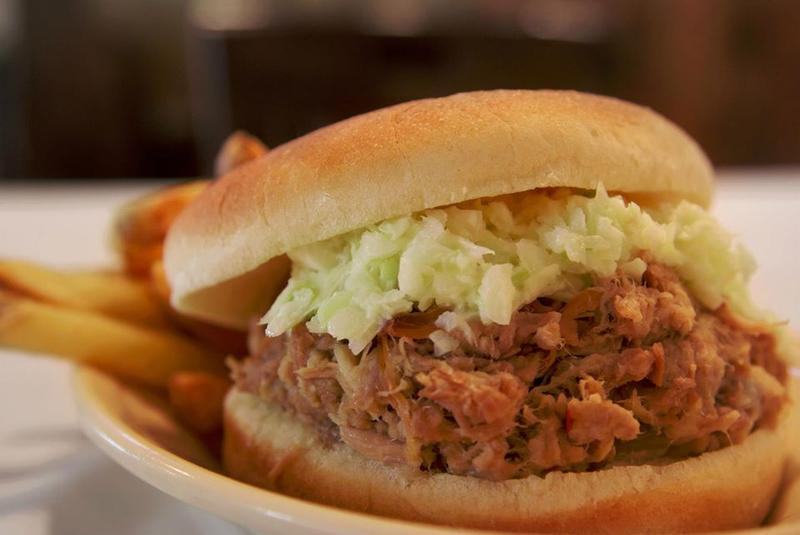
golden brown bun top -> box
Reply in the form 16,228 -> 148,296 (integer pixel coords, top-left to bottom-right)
164,90 -> 713,328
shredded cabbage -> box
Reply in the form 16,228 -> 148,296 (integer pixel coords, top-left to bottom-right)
263,186 -> 760,353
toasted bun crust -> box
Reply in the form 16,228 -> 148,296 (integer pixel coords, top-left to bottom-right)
165,90 -> 713,328
223,389 -> 790,534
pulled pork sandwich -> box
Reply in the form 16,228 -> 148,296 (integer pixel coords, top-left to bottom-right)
164,90 -> 794,533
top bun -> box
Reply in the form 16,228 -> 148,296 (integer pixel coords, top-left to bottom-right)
165,90 -> 713,328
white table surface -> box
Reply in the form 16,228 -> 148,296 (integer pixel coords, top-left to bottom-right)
0,171 -> 798,535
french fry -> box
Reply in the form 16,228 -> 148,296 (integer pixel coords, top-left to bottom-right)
112,180 -> 209,277
168,371 -> 231,434
0,260 -> 170,329
112,132 -> 265,278
149,260 -> 171,304
0,290 -> 226,387
214,130 -> 268,177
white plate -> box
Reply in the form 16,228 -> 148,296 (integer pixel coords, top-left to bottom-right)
73,366 -> 800,535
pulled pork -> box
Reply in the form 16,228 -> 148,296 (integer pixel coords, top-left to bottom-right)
233,261 -> 787,480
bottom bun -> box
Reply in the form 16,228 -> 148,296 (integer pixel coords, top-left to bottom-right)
223,388 -> 791,534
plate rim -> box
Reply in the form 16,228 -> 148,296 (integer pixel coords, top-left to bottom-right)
72,365 -> 799,535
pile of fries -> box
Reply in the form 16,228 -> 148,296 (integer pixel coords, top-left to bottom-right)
0,131 -> 268,436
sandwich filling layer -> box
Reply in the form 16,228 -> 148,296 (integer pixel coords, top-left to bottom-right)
233,188 -> 788,480
263,186 -> 757,353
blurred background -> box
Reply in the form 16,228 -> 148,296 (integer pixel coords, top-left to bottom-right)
0,0 -> 798,180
